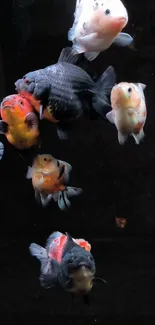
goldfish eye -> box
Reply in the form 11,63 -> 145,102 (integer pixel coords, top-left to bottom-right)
19,101 -> 23,105
44,158 -> 47,161
105,9 -> 110,15
128,87 -> 132,93
25,79 -> 31,85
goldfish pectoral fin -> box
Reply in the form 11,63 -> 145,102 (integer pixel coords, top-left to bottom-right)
114,33 -> 133,47
26,166 -> 33,179
0,120 -> 8,134
106,111 -> 114,124
84,51 -> 100,61
118,132 -> 128,145
25,112 -> 39,129
0,142 -> 4,160
57,125 -> 69,140
132,129 -> 145,145
29,243 -> 48,261
40,193 -> 53,207
65,186 -> 83,199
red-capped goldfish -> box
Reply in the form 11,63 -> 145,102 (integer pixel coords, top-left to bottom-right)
26,154 -> 83,209
115,217 -> 127,228
106,82 -> 147,145
68,0 -> 133,61
0,94 -> 39,149
29,231 -> 96,299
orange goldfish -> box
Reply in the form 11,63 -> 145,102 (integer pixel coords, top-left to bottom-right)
68,0 -> 133,61
0,94 -> 40,149
106,82 -> 147,145
26,154 -> 83,209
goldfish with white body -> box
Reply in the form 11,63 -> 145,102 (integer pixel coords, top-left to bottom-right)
68,0 -> 133,61
106,82 -> 147,145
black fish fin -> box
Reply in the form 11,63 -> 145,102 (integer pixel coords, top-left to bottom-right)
0,120 -> 8,134
92,65 -> 116,119
57,124 -> 70,140
58,46 -> 82,65
39,258 -> 60,289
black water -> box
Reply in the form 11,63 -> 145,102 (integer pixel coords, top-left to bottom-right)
1,0 -> 155,324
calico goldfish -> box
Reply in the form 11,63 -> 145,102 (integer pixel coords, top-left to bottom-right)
0,94 -> 39,149
68,0 -> 133,61
26,154 -> 83,209
15,47 -> 116,140
29,231 -> 96,300
106,82 -> 147,145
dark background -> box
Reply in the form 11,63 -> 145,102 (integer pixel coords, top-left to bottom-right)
1,0 -> 155,324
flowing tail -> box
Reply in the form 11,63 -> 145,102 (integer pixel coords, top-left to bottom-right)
53,186 -> 83,211
92,66 -> 116,120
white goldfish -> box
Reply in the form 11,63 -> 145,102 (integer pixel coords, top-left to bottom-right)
106,82 -> 147,145
68,0 -> 133,61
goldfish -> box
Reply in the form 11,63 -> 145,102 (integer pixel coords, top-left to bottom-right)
15,47 -> 116,140
68,0 -> 133,61
29,231 -> 96,300
26,154 -> 83,209
115,217 -> 127,228
0,94 -> 40,149
106,82 -> 147,145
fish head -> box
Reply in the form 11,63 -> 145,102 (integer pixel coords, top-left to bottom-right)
33,154 -> 58,172
111,82 -> 142,110
15,70 -> 50,110
91,0 -> 128,36
61,245 -> 96,293
0,94 -> 34,123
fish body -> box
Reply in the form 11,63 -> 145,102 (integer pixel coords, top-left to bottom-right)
68,0 -> 133,61
26,154 -> 83,209
106,82 -> 147,145
29,231 -> 95,296
15,47 -> 116,140
0,94 -> 39,149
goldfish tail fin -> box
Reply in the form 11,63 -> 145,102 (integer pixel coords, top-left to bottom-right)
29,243 -> 47,261
0,142 -> 4,160
92,65 -> 116,120
53,187 -> 83,211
